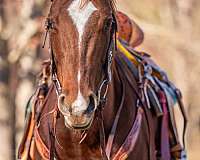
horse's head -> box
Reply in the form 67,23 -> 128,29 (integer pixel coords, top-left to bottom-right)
48,0 -> 116,129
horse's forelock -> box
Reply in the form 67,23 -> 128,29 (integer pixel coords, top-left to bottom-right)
79,0 -> 90,8
80,0 -> 116,11
49,0 -> 116,17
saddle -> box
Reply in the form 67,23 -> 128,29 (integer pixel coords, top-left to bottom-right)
116,11 -> 144,48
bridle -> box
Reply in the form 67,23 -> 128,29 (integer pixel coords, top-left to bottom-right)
96,16 -> 118,107
44,13 -> 118,112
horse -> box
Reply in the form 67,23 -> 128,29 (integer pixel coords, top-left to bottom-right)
18,0 -> 187,159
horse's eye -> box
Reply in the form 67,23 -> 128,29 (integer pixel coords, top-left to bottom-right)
103,18 -> 113,31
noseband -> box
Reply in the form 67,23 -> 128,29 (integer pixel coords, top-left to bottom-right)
44,14 -> 118,111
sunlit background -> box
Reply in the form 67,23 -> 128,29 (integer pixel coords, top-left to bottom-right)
0,0 -> 199,159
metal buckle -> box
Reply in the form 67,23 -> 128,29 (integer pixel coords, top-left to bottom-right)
107,50 -> 113,82
52,73 -> 62,96
97,80 -> 109,106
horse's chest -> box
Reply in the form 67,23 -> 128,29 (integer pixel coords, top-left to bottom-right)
54,125 -> 101,159
56,143 -> 101,160
38,115 -> 101,160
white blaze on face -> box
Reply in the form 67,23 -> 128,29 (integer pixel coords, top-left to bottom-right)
68,1 -> 97,113
71,71 -> 88,114
68,0 -> 97,47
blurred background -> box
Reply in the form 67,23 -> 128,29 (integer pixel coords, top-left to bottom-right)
0,0 -> 199,159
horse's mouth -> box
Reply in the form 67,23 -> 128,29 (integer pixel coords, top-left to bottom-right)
64,113 -> 94,130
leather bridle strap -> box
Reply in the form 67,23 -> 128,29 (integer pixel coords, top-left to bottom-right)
97,40 -> 114,106
97,108 -> 108,160
95,17 -> 117,160
50,48 -> 62,96
97,15 -> 117,106
96,15 -> 117,160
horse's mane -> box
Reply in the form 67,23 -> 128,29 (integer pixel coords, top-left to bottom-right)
80,0 -> 116,11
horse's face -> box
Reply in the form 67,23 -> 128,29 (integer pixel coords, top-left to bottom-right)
49,0 -> 115,129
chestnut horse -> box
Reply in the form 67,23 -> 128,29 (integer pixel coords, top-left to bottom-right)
18,0 -> 187,160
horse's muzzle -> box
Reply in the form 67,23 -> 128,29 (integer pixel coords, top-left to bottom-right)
58,93 -> 97,130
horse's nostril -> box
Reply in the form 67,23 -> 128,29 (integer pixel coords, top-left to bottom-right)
85,95 -> 97,114
58,94 -> 71,114
58,94 -> 66,105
